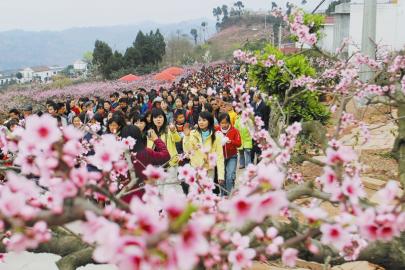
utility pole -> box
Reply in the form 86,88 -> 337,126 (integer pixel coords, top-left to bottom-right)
360,0 -> 377,82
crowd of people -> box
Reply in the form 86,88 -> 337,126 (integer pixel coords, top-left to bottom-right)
2,64 -> 270,198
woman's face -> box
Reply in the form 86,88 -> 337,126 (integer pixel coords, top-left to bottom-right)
153,115 -> 165,128
161,101 -> 168,111
175,99 -> 183,109
135,120 -> 146,132
73,117 -> 82,128
70,100 -> 75,107
109,121 -> 119,134
187,100 -> 193,108
146,114 -> 152,123
107,112 -> 113,120
198,117 -> 209,130
104,102 -> 111,111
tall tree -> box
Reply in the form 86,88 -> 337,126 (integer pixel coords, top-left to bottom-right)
190,29 -> 198,45
213,7 -> 222,22
92,40 -> 113,69
234,1 -> 245,17
271,1 -> 278,9
201,22 -> 208,42
103,51 -> 124,79
153,29 -> 166,64
92,40 -> 113,78
221,5 -> 229,19
286,2 -> 293,15
124,46 -> 141,68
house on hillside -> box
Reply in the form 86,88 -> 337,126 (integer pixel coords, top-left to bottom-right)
20,66 -> 63,83
73,60 -> 88,71
0,72 -> 16,86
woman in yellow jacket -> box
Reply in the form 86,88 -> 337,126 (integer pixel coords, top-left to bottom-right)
183,111 -> 225,185
147,108 -> 183,194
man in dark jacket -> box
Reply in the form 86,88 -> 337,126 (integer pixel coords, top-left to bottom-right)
253,92 -> 270,130
252,92 -> 270,164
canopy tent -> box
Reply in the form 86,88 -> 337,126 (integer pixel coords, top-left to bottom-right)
162,67 -> 184,76
119,74 -> 141,82
154,71 -> 176,82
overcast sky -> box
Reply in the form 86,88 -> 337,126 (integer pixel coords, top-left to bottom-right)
0,0 -> 328,31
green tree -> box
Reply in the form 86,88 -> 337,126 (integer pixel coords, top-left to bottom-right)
233,1 -> 245,17
247,45 -> 330,127
92,40 -> 114,78
104,51 -> 124,80
92,40 -> 113,68
190,29 -> 198,45
286,2 -> 293,15
151,29 -> 166,64
124,46 -> 142,68
213,7 -> 222,22
16,72 -> 23,79
201,22 -> 208,42
221,5 -> 229,20
82,51 -> 93,64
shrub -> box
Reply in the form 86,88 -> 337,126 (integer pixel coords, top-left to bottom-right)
248,45 -> 330,124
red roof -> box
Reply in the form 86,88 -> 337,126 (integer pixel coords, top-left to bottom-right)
280,47 -> 300,54
154,72 -> 176,82
162,67 -> 184,76
119,74 -> 141,82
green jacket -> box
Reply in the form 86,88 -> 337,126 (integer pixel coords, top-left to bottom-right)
234,116 -> 253,149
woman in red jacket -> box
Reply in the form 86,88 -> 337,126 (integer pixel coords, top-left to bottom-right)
120,125 -> 170,203
216,113 -> 241,196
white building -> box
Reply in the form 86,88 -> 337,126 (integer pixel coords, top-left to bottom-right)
318,16 -> 335,53
73,60 -> 88,71
21,67 -> 34,83
349,0 -> 405,54
20,66 -> 62,83
318,1 -> 405,55
0,73 -> 15,86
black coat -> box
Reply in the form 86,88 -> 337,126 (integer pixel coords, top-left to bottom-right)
253,101 -> 270,130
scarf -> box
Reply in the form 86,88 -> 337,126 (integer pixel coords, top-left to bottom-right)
201,130 -> 211,143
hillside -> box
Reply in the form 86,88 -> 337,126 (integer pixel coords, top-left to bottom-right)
206,16 -> 273,61
0,19 -> 215,70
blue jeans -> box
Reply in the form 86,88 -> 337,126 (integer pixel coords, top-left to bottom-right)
239,149 -> 252,168
222,156 -> 238,196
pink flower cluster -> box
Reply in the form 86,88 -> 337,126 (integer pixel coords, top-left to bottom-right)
287,10 -> 317,46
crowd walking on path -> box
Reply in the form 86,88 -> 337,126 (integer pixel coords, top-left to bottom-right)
1,64 -> 270,199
